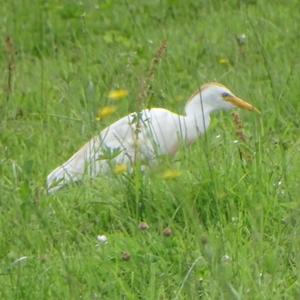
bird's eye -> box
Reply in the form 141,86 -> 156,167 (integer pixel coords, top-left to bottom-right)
222,92 -> 231,98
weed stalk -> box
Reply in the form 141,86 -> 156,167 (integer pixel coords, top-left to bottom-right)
4,36 -> 16,104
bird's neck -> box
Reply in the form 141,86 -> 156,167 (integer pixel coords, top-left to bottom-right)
179,93 -> 214,143
185,91 -> 217,116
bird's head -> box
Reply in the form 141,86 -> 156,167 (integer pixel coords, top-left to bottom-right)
197,82 -> 260,113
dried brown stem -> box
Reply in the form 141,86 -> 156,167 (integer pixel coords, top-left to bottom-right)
232,111 -> 247,143
133,40 -> 168,163
137,39 -> 167,110
4,36 -> 16,103
232,112 -> 252,163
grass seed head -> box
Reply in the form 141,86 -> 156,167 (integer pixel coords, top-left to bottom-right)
138,222 -> 150,230
121,251 -> 131,261
163,227 -> 172,237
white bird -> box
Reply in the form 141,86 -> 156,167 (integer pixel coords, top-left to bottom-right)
47,82 -> 259,193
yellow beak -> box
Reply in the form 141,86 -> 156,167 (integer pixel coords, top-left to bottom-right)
224,95 -> 260,113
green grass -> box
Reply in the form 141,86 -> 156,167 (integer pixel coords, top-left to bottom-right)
1,0 -> 300,298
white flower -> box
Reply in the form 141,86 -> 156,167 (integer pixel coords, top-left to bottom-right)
97,235 -> 108,245
222,254 -> 231,262
236,33 -> 247,45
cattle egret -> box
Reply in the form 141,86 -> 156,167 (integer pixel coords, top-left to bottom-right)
47,82 -> 259,193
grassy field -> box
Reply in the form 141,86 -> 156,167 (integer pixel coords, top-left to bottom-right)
1,0 -> 300,298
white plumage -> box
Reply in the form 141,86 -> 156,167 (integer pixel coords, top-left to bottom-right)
47,82 -> 259,193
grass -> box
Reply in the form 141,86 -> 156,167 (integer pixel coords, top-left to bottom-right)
0,0 -> 300,298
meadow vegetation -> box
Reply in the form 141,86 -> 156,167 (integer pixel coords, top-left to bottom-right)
0,0 -> 299,298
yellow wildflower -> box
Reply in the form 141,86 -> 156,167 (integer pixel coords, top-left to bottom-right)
219,58 -> 230,65
108,89 -> 129,100
161,169 -> 182,180
96,106 -> 117,120
114,163 -> 128,175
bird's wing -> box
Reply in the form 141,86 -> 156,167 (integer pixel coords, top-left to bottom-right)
137,108 -> 183,156
46,114 -> 135,193
47,108 -> 181,193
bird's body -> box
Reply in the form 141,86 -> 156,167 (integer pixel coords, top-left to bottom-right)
47,83 -> 259,193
